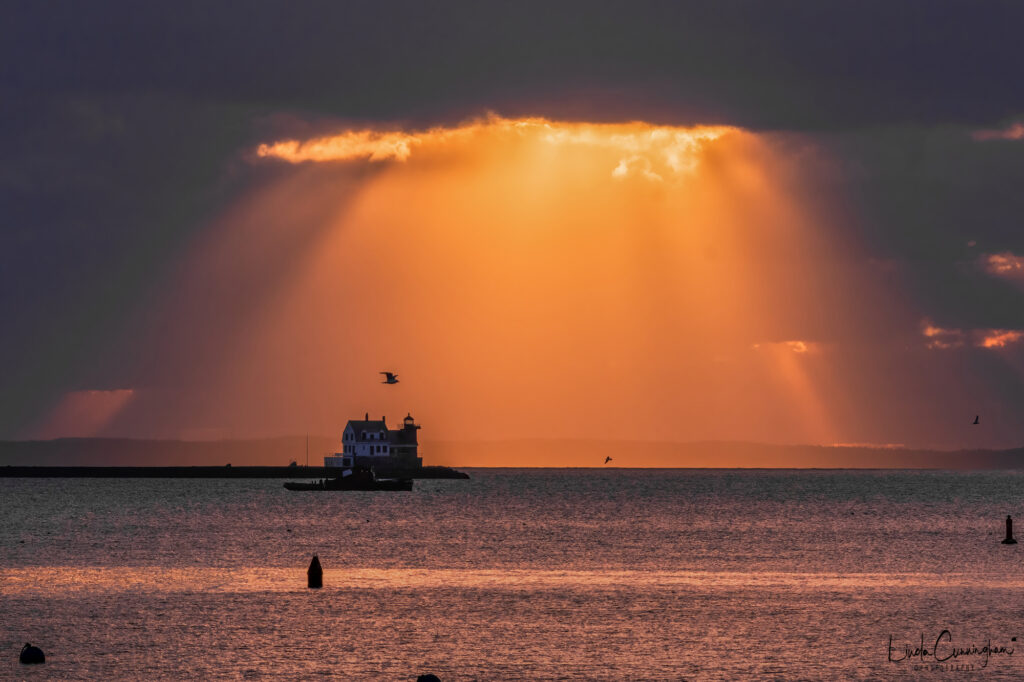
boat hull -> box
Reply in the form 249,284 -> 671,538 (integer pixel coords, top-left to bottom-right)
283,478 -> 413,491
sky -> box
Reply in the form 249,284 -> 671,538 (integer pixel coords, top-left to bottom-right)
3,1 -> 1024,451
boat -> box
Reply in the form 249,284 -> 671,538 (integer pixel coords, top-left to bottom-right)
283,466 -> 413,491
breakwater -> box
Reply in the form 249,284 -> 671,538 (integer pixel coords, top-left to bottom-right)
0,465 -> 469,479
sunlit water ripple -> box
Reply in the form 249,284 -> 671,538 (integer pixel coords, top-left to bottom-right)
3,469 -> 1024,679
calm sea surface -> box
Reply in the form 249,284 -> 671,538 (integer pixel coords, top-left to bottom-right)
4,469 -> 1024,679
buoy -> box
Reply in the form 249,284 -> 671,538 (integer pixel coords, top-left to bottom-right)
20,643 -> 45,665
1003,515 -> 1017,544
417,675 -> 441,682
308,554 -> 323,588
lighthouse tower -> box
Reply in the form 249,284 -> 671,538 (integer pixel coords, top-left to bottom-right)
391,413 -> 422,467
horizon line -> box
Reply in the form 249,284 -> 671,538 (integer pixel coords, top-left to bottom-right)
4,435 -> 1020,453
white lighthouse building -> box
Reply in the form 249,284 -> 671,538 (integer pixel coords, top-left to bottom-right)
324,413 -> 422,470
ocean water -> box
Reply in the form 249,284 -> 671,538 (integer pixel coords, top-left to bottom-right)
3,469 -> 1024,680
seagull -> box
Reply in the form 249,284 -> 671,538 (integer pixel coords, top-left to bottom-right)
973,415 -> 979,425
604,456 -> 613,464
381,372 -> 399,384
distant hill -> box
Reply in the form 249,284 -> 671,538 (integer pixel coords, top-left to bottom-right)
1,437 -> 1023,469
426,439 -> 1024,469
0,437 -> 336,467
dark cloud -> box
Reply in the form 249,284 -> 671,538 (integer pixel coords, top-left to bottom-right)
4,1 -> 1024,129
817,127 -> 1024,330
0,93 -> 259,434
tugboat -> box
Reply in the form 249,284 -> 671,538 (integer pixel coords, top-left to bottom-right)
283,466 -> 413,491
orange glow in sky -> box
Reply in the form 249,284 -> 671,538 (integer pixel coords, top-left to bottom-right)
979,330 -> 1024,349
30,389 -> 136,439
984,252 -> 1024,279
100,116 -> 934,460
257,116 -> 733,180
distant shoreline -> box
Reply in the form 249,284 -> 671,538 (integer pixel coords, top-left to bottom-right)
2,437 -> 1022,469
0,465 -> 469,479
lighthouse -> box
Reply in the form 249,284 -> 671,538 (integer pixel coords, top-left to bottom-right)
323,413 -> 422,470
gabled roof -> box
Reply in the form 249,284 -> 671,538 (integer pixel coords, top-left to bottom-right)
345,420 -> 387,435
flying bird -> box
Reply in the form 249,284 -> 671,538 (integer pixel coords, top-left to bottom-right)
381,372 -> 399,384
604,456 -> 613,464
973,415 -> 979,425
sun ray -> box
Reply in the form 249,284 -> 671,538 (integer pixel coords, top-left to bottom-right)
102,117 -> 908,451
